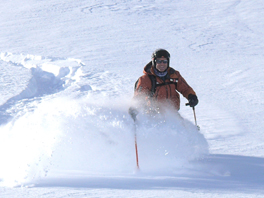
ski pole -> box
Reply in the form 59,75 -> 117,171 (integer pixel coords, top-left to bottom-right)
129,107 -> 140,170
186,103 -> 200,130
133,120 -> 140,170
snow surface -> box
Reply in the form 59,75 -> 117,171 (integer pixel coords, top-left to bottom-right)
0,0 -> 264,197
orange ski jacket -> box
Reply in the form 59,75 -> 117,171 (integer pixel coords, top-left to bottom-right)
134,62 -> 196,110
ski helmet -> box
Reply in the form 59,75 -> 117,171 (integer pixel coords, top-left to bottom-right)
151,49 -> 170,68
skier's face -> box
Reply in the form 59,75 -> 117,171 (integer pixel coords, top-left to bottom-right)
156,57 -> 168,72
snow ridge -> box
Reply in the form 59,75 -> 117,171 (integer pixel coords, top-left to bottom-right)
0,52 -> 84,96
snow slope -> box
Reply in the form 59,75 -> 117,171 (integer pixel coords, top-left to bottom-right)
0,0 -> 264,197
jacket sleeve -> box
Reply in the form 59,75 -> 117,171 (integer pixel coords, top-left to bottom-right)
134,75 -> 152,99
176,72 -> 196,99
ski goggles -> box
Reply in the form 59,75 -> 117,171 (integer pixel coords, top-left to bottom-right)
156,59 -> 168,64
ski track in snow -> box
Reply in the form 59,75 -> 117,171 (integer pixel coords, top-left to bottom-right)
0,52 -> 83,124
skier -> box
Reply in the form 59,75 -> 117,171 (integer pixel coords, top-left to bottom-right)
129,48 -> 198,120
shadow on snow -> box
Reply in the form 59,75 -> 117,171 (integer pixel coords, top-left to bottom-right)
35,154 -> 264,192
0,67 -> 64,125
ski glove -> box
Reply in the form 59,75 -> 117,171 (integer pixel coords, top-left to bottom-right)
187,94 -> 198,107
128,107 -> 139,121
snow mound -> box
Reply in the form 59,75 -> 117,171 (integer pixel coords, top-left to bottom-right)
0,52 -> 84,99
